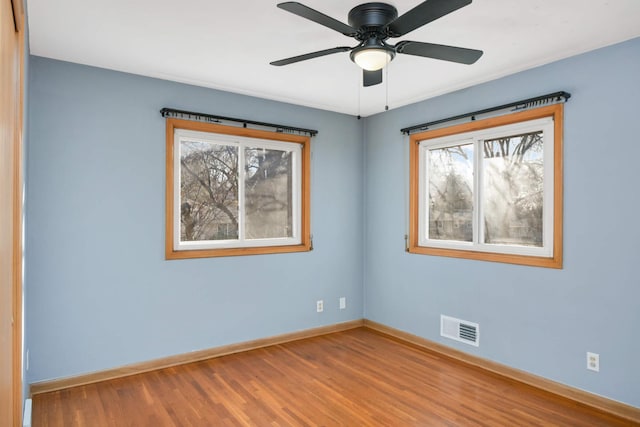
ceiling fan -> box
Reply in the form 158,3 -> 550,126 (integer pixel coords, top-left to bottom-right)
271,0 -> 483,87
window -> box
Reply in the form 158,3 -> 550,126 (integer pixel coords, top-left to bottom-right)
409,104 -> 563,268
166,119 -> 311,259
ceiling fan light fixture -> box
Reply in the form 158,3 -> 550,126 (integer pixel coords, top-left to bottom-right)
350,42 -> 396,71
352,48 -> 392,71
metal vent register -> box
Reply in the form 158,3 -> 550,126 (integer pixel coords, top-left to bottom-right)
441,315 -> 479,347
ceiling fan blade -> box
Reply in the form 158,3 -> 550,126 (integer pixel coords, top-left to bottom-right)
271,46 -> 351,66
363,69 -> 383,87
396,41 -> 483,64
278,2 -> 357,36
388,0 -> 472,37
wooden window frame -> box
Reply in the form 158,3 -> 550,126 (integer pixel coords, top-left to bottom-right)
408,104 -> 563,268
165,118 -> 311,259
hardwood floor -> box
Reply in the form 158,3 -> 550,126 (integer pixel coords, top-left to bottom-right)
32,328 -> 637,426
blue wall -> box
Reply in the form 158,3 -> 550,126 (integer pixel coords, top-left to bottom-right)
26,37 -> 640,409
26,56 -> 364,383
363,37 -> 640,407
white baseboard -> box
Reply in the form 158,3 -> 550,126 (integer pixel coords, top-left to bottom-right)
23,398 -> 32,427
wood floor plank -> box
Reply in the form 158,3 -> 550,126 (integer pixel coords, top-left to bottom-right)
32,328 -> 638,426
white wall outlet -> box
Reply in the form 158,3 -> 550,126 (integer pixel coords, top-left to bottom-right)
339,297 -> 346,310
587,352 -> 599,372
316,300 -> 324,313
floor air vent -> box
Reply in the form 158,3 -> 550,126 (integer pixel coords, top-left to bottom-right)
441,315 -> 479,347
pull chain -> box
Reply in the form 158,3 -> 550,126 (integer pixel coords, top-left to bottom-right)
357,70 -> 362,120
385,65 -> 389,111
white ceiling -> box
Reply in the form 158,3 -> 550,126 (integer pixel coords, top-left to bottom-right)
27,0 -> 640,117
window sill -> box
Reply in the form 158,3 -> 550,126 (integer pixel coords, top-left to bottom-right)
166,242 -> 312,260
407,244 -> 562,268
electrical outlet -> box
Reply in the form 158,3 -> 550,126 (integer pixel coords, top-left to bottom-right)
587,352 -> 599,372
339,297 -> 346,310
316,300 -> 324,313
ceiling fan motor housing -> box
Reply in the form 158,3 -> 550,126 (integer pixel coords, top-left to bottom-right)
348,3 -> 398,33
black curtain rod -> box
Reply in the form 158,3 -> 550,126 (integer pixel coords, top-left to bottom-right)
400,91 -> 571,135
160,108 -> 318,137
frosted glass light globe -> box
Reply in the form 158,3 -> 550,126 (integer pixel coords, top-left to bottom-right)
353,49 -> 391,71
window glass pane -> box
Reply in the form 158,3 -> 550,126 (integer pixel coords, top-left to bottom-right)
244,147 -> 293,239
483,131 -> 543,247
427,143 -> 474,242
180,140 -> 239,241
